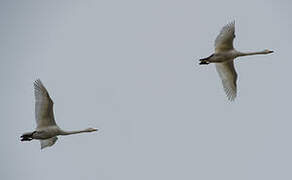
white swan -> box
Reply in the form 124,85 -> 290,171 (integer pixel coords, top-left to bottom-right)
199,21 -> 273,101
21,79 -> 97,149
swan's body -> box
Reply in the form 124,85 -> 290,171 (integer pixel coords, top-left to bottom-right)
21,79 -> 97,149
199,21 -> 273,101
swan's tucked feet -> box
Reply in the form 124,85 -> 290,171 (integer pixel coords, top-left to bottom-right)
20,135 -> 33,141
20,132 -> 34,141
199,59 -> 210,65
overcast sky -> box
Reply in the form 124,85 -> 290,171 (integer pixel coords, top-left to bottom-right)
1,0 -> 292,180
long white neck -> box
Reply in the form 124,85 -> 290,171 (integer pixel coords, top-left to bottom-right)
237,50 -> 273,57
59,129 -> 95,136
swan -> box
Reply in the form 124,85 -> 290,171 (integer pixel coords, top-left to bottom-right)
21,79 -> 98,149
199,21 -> 273,101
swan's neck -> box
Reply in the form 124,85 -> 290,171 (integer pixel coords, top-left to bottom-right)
237,50 -> 272,57
59,129 -> 92,135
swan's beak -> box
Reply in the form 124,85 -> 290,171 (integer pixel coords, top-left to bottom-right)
264,49 -> 274,54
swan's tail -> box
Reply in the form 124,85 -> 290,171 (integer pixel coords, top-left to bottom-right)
20,132 -> 35,141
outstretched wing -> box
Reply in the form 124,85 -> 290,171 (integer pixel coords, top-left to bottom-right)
214,21 -> 235,53
34,79 -> 57,128
215,61 -> 238,101
40,137 -> 58,149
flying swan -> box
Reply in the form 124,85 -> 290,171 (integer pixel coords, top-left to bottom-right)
199,21 -> 273,101
21,79 -> 98,149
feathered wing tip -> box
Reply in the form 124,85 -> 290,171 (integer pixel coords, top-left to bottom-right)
215,61 -> 238,101
230,20 -> 235,26
219,20 -> 235,34
34,79 -> 43,88
40,137 -> 58,149
34,79 -> 46,95
230,20 -> 235,35
222,82 -> 237,101
224,20 -> 235,31
33,79 -> 53,103
214,21 -> 236,52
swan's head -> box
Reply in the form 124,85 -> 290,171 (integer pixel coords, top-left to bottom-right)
264,49 -> 274,54
85,128 -> 98,132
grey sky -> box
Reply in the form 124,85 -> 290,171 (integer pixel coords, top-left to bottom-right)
1,0 -> 291,179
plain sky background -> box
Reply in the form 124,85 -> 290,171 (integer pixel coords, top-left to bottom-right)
1,0 -> 291,179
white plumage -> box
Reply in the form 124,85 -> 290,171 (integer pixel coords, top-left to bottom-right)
21,79 -> 98,149
199,21 -> 273,101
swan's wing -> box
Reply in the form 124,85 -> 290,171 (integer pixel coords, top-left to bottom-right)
34,79 -> 57,128
40,137 -> 58,149
215,60 -> 238,101
214,21 -> 235,53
